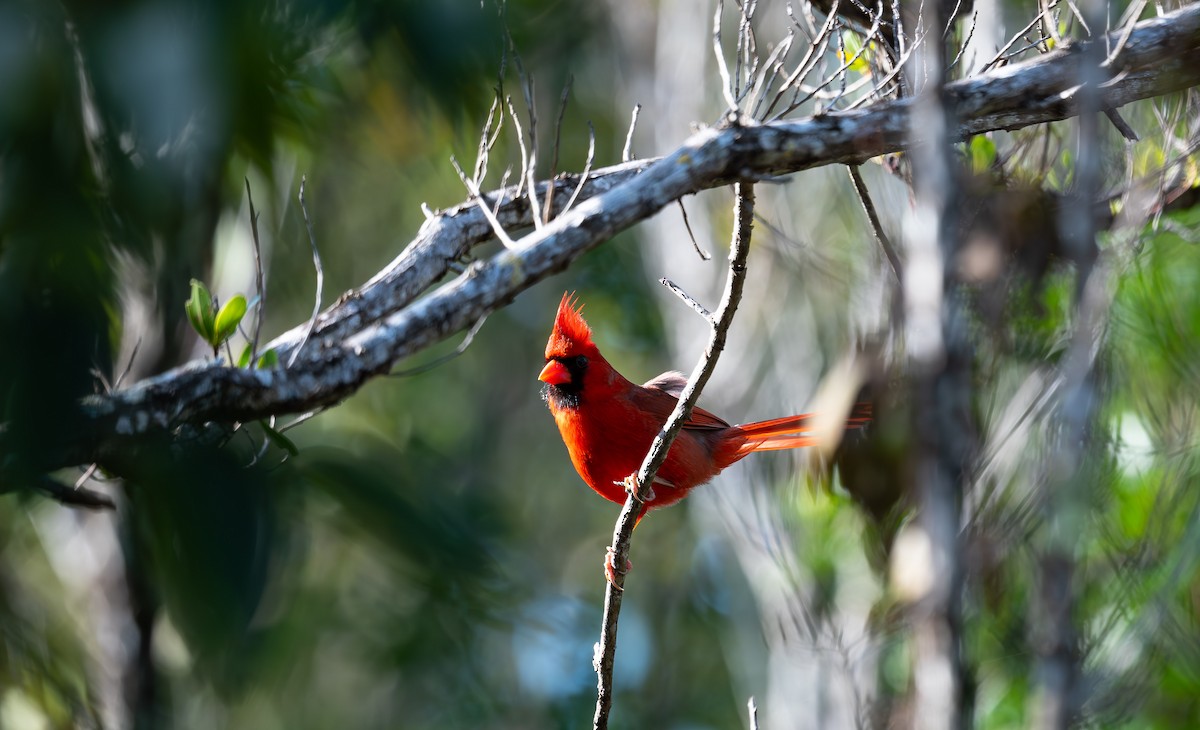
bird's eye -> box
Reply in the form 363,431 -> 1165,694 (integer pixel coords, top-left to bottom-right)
574,355 -> 589,370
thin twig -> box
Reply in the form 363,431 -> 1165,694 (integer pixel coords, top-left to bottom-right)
1103,0 -> 1146,67
236,415 -> 272,467
389,314 -> 488,377
847,165 -> 903,281
37,474 -> 114,510
677,199 -> 712,260
516,60 -> 544,228
506,95 -> 529,199
245,179 -> 266,367
492,165 -> 513,217
74,463 -> 100,490
843,21 -> 932,111
279,407 -> 326,433
983,0 -> 1062,71
713,0 -> 741,111
791,4 -> 885,113
450,155 -> 517,249
734,0 -> 759,102
748,30 -> 796,119
622,104 -> 641,163
288,176 -> 324,369
1104,108 -> 1140,141
506,94 -> 544,230
473,94 -> 504,184
748,697 -> 759,730
544,76 -> 574,225
660,278 -> 714,322
563,122 -> 597,215
947,10 -> 980,74
594,179 -> 755,730
113,336 -> 142,391
764,1 -> 841,119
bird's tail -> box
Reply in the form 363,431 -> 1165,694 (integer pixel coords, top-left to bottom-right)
715,402 -> 872,468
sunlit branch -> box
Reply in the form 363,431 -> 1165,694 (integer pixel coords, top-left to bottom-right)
593,179 -> 755,730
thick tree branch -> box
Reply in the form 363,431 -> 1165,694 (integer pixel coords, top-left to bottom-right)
24,4 -> 1200,472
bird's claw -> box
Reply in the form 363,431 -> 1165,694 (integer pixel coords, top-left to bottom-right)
604,545 -> 633,590
616,475 -> 655,502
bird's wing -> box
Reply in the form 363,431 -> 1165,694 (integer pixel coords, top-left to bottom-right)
639,372 -> 730,431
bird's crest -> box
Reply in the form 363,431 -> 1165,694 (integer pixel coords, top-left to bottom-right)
546,292 -> 594,358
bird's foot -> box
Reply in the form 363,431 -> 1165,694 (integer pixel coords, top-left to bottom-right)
616,474 -> 655,502
604,545 -> 632,590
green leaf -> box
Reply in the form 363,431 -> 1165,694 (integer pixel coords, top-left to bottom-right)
237,345 -> 278,369
185,279 -> 216,344
256,348 -> 278,369
259,421 -> 299,457
213,294 -> 247,346
840,31 -> 870,74
969,135 -> 997,173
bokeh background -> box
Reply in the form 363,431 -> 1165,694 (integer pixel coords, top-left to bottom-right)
2,0 -> 1199,728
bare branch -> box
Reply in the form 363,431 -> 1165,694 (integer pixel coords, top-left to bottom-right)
1104,107 -> 1140,141
388,314 -> 488,378
562,122 -> 597,215
622,104 -> 641,163
450,155 -> 518,249
983,0 -> 1062,71
676,199 -> 713,260
544,76 -> 574,225
947,10 -> 980,73
245,179 -> 266,367
593,179 -> 755,730
714,0 -> 741,111
847,165 -> 903,281
505,95 -> 544,230
473,93 -> 504,184
32,474 -> 114,510
764,1 -> 841,119
288,176 -> 325,369
659,277 -> 714,322
112,337 -> 142,392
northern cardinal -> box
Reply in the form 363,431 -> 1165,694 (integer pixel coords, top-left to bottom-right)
539,293 -> 871,522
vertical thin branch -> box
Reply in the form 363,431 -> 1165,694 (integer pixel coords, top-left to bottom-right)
449,156 -> 518,249
622,104 -> 641,163
244,179 -> 265,366
593,179 -> 756,730
544,76 -> 574,225
713,0 -> 741,111
288,176 -> 324,369
562,122 -> 596,215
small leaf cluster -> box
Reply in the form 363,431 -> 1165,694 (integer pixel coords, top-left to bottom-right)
186,279 -> 247,353
185,279 -> 275,367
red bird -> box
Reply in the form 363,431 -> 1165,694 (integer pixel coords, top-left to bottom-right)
539,294 -> 870,521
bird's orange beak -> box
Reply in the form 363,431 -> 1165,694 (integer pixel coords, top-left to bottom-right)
538,359 -> 570,385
